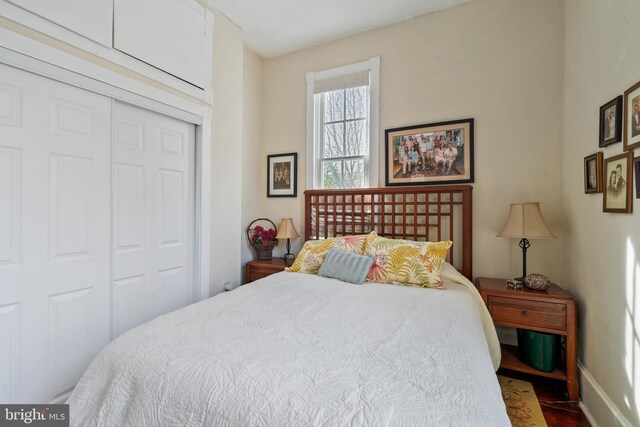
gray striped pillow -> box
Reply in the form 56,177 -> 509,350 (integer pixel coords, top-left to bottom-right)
318,248 -> 374,284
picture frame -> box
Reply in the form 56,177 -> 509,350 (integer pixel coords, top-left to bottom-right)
385,118 -> 474,186
603,151 -> 633,213
634,157 -> 640,199
267,152 -> 297,197
599,95 -> 622,147
624,80 -> 640,151
583,152 -> 603,194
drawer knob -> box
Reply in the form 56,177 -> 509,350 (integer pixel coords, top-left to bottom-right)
522,310 -> 529,317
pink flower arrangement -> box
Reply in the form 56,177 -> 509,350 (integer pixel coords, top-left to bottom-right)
249,225 -> 277,245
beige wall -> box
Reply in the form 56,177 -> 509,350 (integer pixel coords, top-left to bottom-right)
241,47 -> 264,276
210,10 -> 245,293
563,0 -> 640,425
258,0 -> 566,280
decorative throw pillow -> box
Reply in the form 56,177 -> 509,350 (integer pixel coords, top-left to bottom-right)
363,233 -> 452,289
318,248 -> 374,284
285,234 -> 369,274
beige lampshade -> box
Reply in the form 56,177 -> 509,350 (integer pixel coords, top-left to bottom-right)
276,218 -> 300,239
497,202 -> 556,239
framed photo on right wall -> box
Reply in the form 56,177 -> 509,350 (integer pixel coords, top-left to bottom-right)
634,157 -> 640,199
599,96 -> 622,147
603,151 -> 633,213
584,152 -> 603,193
624,80 -> 640,151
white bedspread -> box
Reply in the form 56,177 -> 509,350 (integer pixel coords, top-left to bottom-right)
67,265 -> 508,426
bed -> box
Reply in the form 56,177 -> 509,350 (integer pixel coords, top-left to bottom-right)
67,185 -> 509,426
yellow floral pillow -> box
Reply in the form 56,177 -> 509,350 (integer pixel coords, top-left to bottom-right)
364,233 -> 452,289
286,234 -> 369,274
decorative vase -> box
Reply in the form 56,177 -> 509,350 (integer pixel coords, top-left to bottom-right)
283,253 -> 296,267
251,242 -> 277,260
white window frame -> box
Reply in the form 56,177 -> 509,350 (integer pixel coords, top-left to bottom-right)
306,57 -> 380,189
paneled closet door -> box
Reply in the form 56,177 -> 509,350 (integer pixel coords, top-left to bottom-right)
0,64 -> 111,403
111,101 -> 194,338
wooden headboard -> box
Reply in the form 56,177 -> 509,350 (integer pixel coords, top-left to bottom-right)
304,185 -> 473,280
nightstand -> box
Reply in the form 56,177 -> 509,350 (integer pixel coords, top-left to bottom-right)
475,277 -> 578,401
245,258 -> 286,284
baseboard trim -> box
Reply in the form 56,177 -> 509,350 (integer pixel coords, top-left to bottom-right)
579,401 -> 598,427
578,361 -> 634,427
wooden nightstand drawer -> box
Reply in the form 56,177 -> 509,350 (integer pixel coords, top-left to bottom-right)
489,296 -> 567,331
245,259 -> 286,284
247,267 -> 279,282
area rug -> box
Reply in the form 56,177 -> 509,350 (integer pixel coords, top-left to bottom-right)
498,375 -> 548,427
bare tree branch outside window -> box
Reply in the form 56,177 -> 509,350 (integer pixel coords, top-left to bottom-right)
319,86 -> 368,189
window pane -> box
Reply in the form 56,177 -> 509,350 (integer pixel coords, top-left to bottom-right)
316,80 -> 370,189
323,122 -> 344,158
345,119 -> 367,156
345,86 -> 367,120
322,160 -> 342,189
343,159 -> 364,188
324,90 -> 344,122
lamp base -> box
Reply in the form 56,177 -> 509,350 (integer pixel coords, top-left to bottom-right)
519,238 -> 530,283
514,276 -> 525,283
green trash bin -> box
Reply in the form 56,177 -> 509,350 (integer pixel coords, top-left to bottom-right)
517,329 -> 556,372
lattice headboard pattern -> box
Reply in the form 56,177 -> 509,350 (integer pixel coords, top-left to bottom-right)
304,185 -> 473,280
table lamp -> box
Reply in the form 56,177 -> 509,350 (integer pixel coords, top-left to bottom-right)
276,218 -> 300,267
497,202 -> 556,282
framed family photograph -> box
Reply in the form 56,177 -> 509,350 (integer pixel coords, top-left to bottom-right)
267,152 -> 297,197
635,157 -> 640,199
624,80 -> 640,151
599,95 -> 622,147
603,151 -> 633,213
584,152 -> 603,194
385,118 -> 474,186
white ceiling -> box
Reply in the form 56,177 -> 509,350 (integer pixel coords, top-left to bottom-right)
207,0 -> 474,58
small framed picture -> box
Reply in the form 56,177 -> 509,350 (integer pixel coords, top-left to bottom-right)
624,80 -> 640,151
267,152 -> 297,197
634,157 -> 640,199
599,96 -> 622,147
603,151 -> 633,213
584,152 -> 603,193
385,118 -> 474,186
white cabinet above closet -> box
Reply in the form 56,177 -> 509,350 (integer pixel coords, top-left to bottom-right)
114,0 -> 210,89
2,0 -> 212,98
7,0 -> 113,46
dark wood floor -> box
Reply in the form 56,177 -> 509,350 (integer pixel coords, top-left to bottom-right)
498,369 -> 591,427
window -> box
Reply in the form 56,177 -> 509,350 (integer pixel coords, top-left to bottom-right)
306,57 -> 380,189
318,86 -> 368,188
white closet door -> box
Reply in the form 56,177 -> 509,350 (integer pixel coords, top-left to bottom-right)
112,101 -> 194,338
0,64 -> 111,403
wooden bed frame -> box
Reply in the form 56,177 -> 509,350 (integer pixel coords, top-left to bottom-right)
304,185 -> 473,280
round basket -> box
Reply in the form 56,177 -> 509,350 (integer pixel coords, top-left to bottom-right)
246,218 -> 278,261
